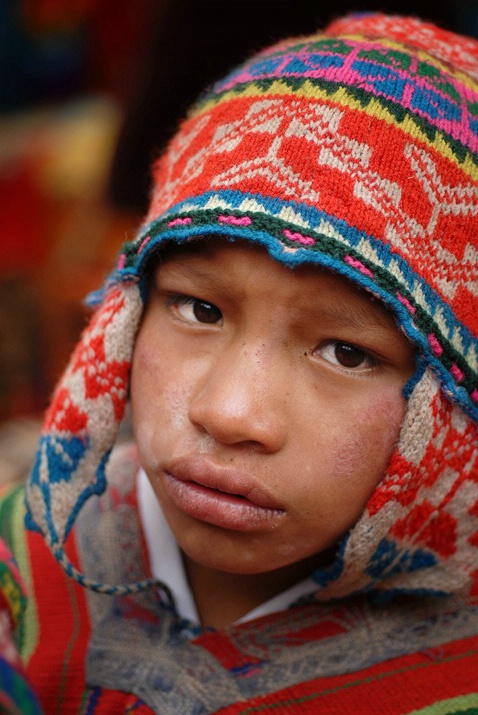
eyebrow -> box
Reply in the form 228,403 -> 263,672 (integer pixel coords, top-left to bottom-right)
153,254 -> 221,289
314,299 -> 399,334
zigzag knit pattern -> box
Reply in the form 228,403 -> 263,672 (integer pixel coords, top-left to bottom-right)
26,13 -> 478,599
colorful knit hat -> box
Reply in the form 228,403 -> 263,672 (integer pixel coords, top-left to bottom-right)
26,13 -> 478,601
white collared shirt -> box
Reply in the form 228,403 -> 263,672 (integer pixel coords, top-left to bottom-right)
137,468 -> 316,626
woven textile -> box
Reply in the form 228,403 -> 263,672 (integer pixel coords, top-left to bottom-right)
2,452 -> 478,714
0,522 -> 42,715
24,12 -> 478,606
9,13 -> 478,711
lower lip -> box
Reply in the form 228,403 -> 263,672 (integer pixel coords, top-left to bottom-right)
162,473 -> 285,531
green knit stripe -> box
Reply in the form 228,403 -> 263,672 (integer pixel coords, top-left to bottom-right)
405,693 -> 478,715
196,76 -> 478,171
0,486 -> 38,663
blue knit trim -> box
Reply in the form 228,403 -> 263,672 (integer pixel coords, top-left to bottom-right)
106,190 -> 476,422
403,354 -> 427,399
367,587 -> 449,604
25,435 -> 108,544
311,535 -> 348,587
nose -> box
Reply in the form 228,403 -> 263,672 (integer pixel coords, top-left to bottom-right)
188,343 -> 287,452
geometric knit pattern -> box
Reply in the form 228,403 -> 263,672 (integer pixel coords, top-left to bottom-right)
25,13 -> 478,599
313,369 -> 478,601
121,13 -> 478,420
25,286 -> 154,594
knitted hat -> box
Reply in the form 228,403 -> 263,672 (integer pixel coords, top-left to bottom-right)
26,13 -> 478,600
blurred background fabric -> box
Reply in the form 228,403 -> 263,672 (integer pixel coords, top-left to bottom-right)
0,0 -> 477,484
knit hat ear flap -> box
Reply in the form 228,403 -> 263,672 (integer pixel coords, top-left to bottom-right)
25,283 -> 155,594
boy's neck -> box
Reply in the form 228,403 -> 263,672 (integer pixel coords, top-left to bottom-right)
182,551 -> 331,629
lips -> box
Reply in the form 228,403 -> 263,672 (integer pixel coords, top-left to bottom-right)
160,458 -> 285,531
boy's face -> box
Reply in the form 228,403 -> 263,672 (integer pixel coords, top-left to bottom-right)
131,240 -> 415,579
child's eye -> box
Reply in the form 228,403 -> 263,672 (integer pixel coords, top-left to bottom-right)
169,296 -> 223,325
316,341 -> 379,370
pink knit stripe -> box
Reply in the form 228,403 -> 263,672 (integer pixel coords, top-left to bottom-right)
218,215 -> 252,226
396,292 -> 416,314
283,229 -> 315,246
450,364 -> 464,382
138,236 -> 152,253
168,217 -> 192,226
344,255 -> 374,278
428,334 -> 443,356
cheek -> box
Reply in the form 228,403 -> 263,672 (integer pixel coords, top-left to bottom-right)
161,382 -> 194,428
284,389 -> 408,554
131,327 -> 215,461
130,331 -> 160,417
132,321 -> 189,407
328,389 -> 407,493
130,328 -> 182,448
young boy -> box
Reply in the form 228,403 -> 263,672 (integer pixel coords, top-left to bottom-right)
0,11 -> 477,715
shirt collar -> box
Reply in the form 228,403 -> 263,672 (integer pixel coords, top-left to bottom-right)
137,468 -> 316,626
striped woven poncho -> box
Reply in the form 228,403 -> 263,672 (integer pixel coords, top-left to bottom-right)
2,445 -> 478,714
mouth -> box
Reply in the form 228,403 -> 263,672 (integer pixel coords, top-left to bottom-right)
161,460 -> 285,531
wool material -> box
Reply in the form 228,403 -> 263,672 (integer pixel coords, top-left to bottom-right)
3,451 -> 478,714
24,11 -> 478,610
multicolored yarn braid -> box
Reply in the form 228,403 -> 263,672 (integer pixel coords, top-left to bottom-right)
0,536 -> 42,715
25,14 -> 478,602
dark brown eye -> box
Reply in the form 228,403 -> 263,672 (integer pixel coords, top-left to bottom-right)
334,343 -> 367,368
169,295 -> 223,325
192,300 -> 222,324
316,341 -> 377,370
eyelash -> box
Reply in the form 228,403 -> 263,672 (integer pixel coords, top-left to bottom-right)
167,295 -> 223,325
166,295 -> 381,371
314,342 -> 380,371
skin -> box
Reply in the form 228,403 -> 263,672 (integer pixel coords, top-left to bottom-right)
130,239 -> 416,627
